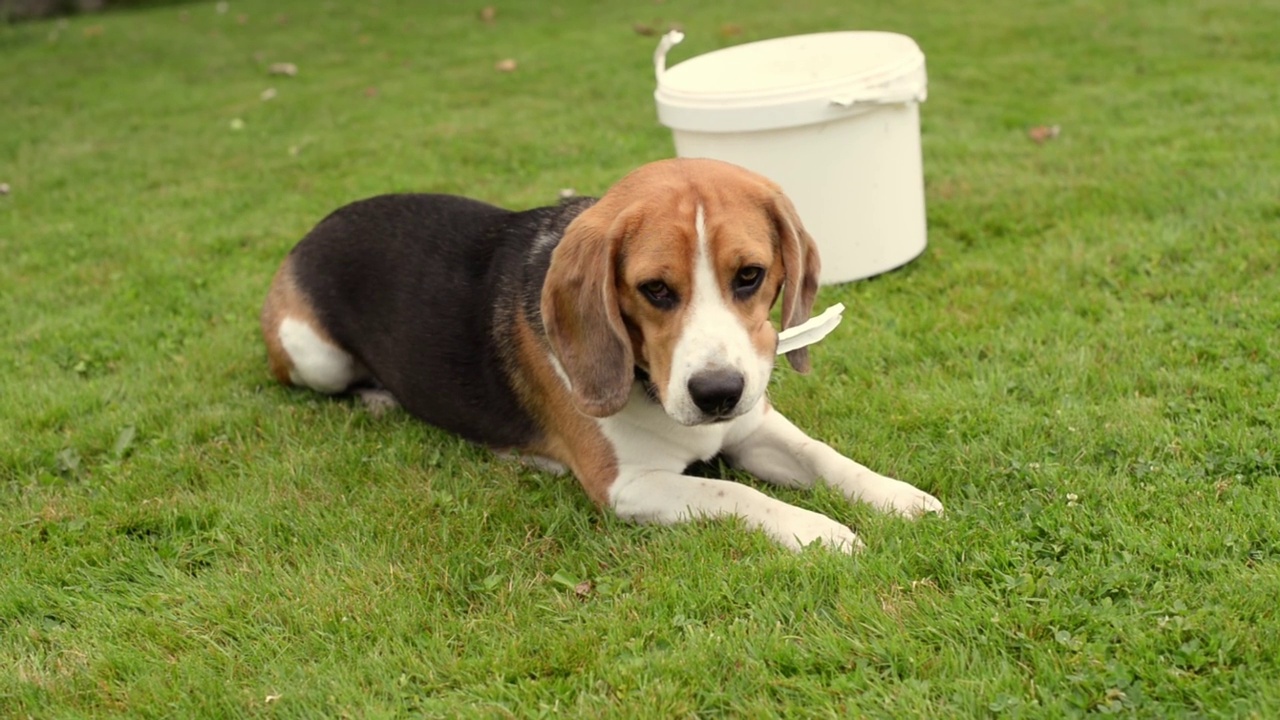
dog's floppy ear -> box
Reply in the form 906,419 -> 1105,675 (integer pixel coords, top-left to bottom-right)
541,204 -> 634,417
772,191 -> 822,373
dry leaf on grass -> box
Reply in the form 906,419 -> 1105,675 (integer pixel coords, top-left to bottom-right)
719,22 -> 743,38
573,580 -> 594,598
260,87 -> 277,101
364,87 -> 378,98
479,6 -> 496,23
494,58 -> 517,72
633,22 -> 656,36
269,62 -> 298,76
1028,124 -> 1061,144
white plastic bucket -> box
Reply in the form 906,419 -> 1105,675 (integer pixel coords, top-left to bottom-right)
654,31 -> 929,285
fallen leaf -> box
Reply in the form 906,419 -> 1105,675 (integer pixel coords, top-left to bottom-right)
574,580 -> 594,598
260,87 -> 277,101
719,22 -> 743,38
1214,478 -> 1232,499
632,22 -> 656,36
479,6 -> 496,23
364,86 -> 378,98
268,62 -> 298,76
112,426 -> 137,460
494,58 -> 517,72
1028,124 -> 1061,144
55,448 -> 80,477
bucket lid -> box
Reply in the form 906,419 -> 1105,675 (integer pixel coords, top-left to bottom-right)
654,31 -> 927,133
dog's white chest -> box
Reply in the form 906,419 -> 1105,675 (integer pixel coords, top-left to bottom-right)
597,383 -> 765,472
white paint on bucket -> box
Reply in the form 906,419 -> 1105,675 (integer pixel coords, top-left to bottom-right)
654,31 -> 929,285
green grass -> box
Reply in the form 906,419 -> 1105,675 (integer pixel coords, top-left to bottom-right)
3,0 -> 1278,716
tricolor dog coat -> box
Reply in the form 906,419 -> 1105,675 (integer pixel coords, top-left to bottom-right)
261,158 -> 942,551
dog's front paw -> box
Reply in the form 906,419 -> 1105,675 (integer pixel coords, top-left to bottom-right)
870,479 -> 944,519
775,508 -> 865,554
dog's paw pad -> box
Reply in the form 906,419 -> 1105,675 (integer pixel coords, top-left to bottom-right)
356,389 -> 399,417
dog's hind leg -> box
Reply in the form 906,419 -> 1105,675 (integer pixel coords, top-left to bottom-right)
274,318 -> 363,393
261,256 -> 367,394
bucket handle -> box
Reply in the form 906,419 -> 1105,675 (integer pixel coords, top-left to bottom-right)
830,87 -> 927,107
653,30 -> 685,82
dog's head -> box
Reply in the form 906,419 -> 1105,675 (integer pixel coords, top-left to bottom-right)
541,158 -> 820,425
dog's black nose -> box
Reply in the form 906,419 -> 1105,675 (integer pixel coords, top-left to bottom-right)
687,370 -> 745,417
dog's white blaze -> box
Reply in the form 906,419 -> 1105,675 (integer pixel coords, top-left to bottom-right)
278,317 -> 358,393
664,204 -> 770,425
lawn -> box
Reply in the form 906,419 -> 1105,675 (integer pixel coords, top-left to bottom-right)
2,0 -> 1278,716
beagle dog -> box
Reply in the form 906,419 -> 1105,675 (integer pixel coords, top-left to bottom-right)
261,158 -> 942,551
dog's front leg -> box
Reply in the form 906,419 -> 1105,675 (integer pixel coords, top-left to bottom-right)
608,469 -> 863,553
723,407 -> 944,518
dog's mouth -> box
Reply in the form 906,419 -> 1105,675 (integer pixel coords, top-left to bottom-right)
634,367 -> 661,404
674,405 -> 751,427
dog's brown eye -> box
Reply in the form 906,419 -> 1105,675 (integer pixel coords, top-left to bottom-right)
732,265 -> 765,297
639,280 -> 677,309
